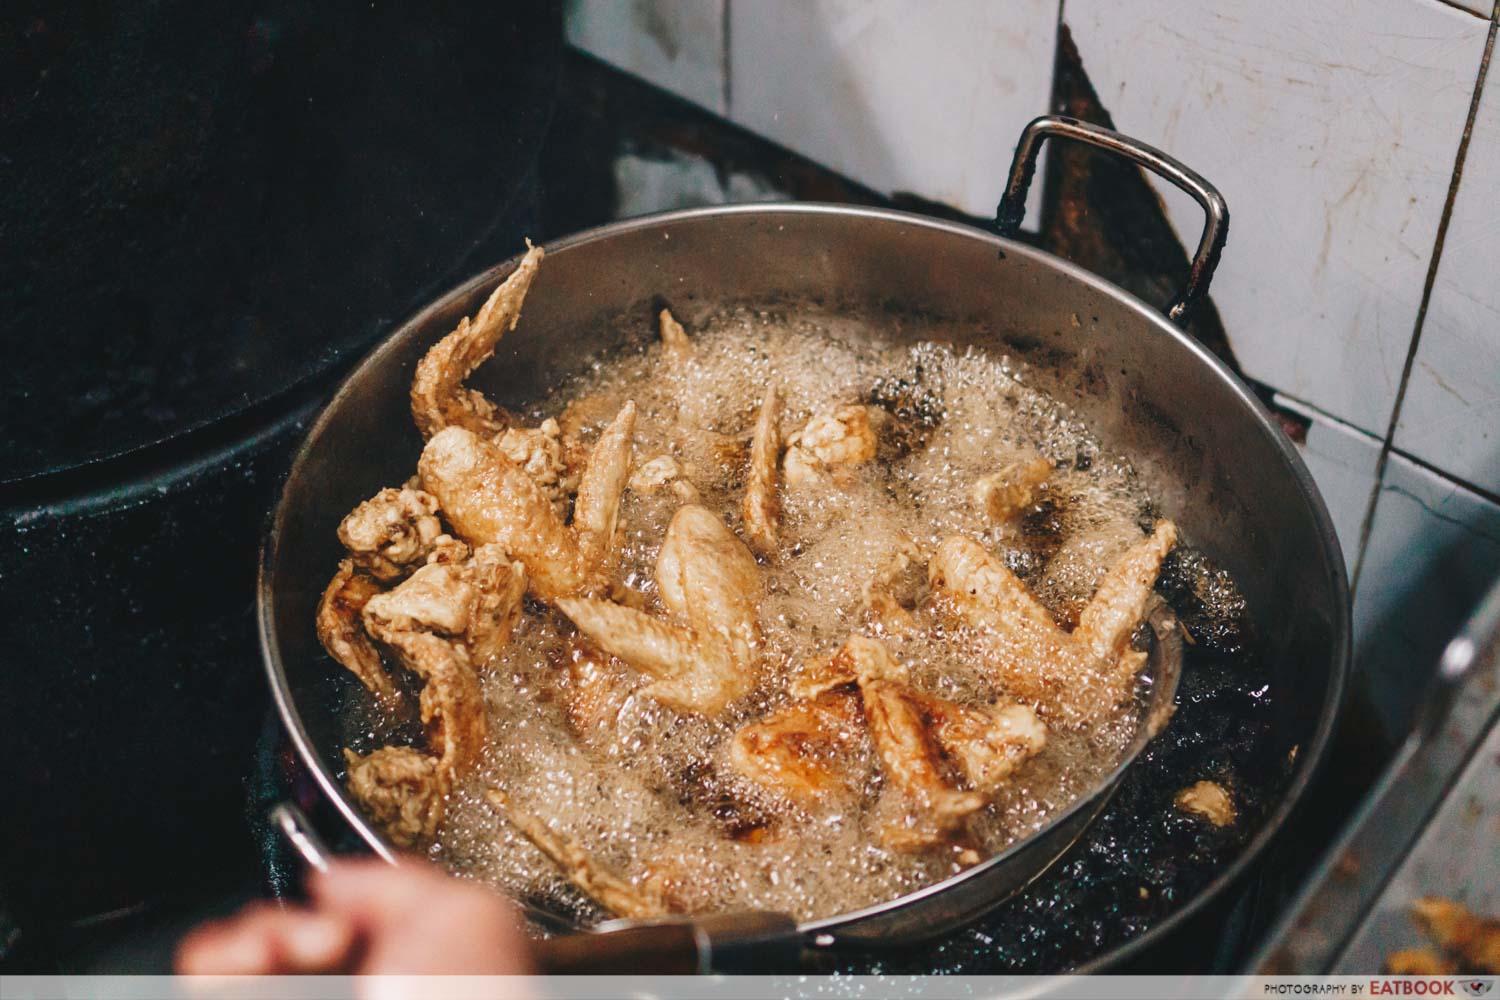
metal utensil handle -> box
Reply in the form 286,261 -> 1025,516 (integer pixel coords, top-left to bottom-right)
534,912 -> 802,975
994,114 -> 1229,325
270,801 -> 334,874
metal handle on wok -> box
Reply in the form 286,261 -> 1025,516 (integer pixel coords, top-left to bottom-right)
268,801 -> 803,973
994,115 -> 1230,326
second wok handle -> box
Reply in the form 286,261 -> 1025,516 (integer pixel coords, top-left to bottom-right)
531,912 -> 802,975
994,114 -> 1230,325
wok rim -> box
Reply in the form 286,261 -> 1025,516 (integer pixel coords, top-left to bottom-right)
258,200 -> 1351,966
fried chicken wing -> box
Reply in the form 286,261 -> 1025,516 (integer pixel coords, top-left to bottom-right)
419,403 -> 635,603
970,456 -> 1052,523
728,682 -> 865,806
628,454 -> 701,504
928,521 -> 1176,726
486,789 -> 668,920
784,404 -> 885,490
317,560 -> 401,704
495,417 -> 575,513
658,307 -> 693,366
742,387 -> 781,557
335,487 -> 461,581
410,243 -> 544,440
362,543 -> 527,664
563,639 -> 638,742
557,504 -> 763,714
344,746 -> 441,848
572,401 -> 637,576
730,636 -> 1045,850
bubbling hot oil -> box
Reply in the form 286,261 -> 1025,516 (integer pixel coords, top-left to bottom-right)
386,307 -> 1227,924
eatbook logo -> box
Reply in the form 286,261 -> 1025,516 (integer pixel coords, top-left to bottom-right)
1461,980 -> 1494,997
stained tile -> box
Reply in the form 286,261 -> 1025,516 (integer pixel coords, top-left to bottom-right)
1353,453 -> 1500,740
1066,1 -> 1491,435
1274,394 -> 1382,575
727,0 -> 1058,222
1394,68 -> 1500,496
565,0 -> 727,114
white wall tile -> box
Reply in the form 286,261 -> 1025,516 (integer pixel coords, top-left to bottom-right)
1394,69 -> 1500,496
1274,394 -> 1382,575
1353,453 -> 1500,739
565,0 -> 726,114
727,0 -> 1058,222
1066,1 -> 1490,436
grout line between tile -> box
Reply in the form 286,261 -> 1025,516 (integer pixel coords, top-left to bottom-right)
1388,449 -> 1500,508
721,0 -> 732,116
1431,0 -> 1495,20
1351,12 -> 1498,597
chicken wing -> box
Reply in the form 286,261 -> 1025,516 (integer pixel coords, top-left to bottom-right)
658,307 -> 693,366
317,560 -> 401,704
410,242 -> 544,440
728,682 -> 865,807
486,789 -> 668,920
742,387 -> 781,557
970,456 -> 1052,523
336,486 -> 465,582
783,404 -> 885,490
495,418 -> 575,514
730,636 -> 1045,850
557,504 -> 763,714
418,401 -> 636,603
343,746 -> 441,848
362,543 -> 527,665
928,521 -> 1177,726
563,639 -> 638,742
1412,897 -> 1500,973
628,454 -> 701,504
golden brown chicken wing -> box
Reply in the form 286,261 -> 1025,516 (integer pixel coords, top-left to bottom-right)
970,456 -> 1052,523
410,243 -> 544,440
335,487 -> 463,582
316,560 -> 400,704
557,504 -> 763,714
783,404 -> 885,490
418,401 -> 636,603
742,387 -> 781,557
928,520 -> 1176,726
343,746 -> 441,848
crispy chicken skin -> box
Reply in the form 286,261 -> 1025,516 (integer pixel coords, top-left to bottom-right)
410,242 -> 544,440
730,636 -> 1046,851
970,456 -> 1052,523
418,401 -> 635,603
317,560 -> 400,704
495,418 -> 575,513
840,636 -> 1043,850
343,746 -> 441,848
928,520 -> 1177,726
783,404 -> 885,490
336,487 -> 462,581
362,543 -> 527,665
742,387 -> 781,557
729,683 -> 865,806
861,535 -> 927,635
486,789 -> 668,920
557,504 -> 763,714
628,454 -> 701,504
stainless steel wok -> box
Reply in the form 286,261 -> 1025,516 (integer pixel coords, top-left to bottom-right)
259,117 -> 1351,973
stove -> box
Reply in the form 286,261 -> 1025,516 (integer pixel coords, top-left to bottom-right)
1,37 -> 1411,978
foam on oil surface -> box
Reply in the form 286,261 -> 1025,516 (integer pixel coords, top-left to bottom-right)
349,306 -> 1242,925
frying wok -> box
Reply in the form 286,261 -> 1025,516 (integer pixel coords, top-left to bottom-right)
259,118 -> 1350,972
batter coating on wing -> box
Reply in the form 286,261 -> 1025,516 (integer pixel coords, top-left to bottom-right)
410,242 -> 544,440
418,402 -> 636,603
742,386 -> 782,557
557,504 -> 763,714
928,520 -> 1177,726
